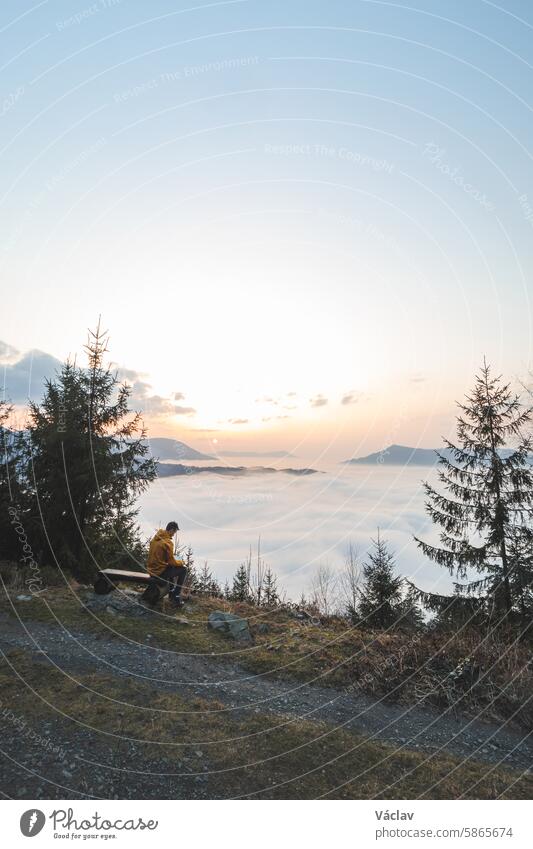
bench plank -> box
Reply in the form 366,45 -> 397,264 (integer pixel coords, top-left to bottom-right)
99,569 -> 150,580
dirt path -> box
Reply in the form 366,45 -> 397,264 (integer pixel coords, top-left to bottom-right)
1,610 -> 531,780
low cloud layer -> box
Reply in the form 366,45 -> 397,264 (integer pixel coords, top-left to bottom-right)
139,464 -> 451,601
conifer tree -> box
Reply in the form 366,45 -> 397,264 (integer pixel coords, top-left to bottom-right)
0,401 -> 24,562
397,585 -> 425,632
22,321 -> 156,578
181,545 -> 198,596
230,561 -> 252,602
210,576 -> 222,598
414,361 -> 533,623
262,566 -> 280,606
197,560 -> 215,594
184,545 -> 197,586
356,532 -> 405,629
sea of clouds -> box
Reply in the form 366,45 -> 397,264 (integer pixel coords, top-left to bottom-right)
138,463 -> 452,602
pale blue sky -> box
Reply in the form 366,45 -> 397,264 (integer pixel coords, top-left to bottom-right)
1,0 -> 532,458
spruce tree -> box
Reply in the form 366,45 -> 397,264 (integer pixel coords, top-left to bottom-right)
0,401 -> 23,562
181,545 -> 198,597
414,361 -> 533,624
230,561 -> 252,602
262,566 -> 280,606
209,576 -> 222,598
22,321 -> 156,578
184,546 -> 197,589
356,532 -> 405,629
197,560 -> 215,595
397,585 -> 425,632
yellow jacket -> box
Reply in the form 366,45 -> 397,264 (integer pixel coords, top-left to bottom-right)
147,529 -> 185,577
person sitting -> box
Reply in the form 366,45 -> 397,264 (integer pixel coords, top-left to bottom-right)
146,521 -> 187,608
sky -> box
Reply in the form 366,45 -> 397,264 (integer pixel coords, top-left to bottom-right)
1,0 -> 533,463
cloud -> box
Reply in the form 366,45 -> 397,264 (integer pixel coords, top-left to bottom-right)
341,391 -> 362,405
130,384 -> 195,417
228,418 -> 249,425
116,366 -> 146,382
119,369 -> 195,417
0,341 -> 20,363
310,394 -> 328,407
1,346 -> 63,404
256,392 -> 299,409
1,344 -> 195,418
409,375 -> 426,383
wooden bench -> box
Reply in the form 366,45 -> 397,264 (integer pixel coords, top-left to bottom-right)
93,568 -> 191,605
93,568 -> 151,595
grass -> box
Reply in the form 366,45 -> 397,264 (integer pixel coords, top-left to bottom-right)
3,584 -> 531,732
2,649 -> 531,800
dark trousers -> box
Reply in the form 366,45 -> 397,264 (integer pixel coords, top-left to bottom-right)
159,565 -> 187,600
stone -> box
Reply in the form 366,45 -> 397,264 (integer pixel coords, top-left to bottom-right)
83,590 -> 154,618
207,611 -> 252,642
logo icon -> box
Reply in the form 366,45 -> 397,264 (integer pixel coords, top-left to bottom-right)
20,809 -> 46,837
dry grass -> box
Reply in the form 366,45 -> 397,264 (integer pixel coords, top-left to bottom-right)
2,650 -> 530,800
2,585 -> 532,732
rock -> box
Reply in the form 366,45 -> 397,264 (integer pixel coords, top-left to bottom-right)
83,590 -> 154,619
291,609 -> 321,626
16,595 -> 33,601
207,611 -> 252,643
256,623 -> 270,634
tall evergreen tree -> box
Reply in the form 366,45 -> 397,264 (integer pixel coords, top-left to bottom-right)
356,532 -> 405,629
0,401 -> 22,562
414,361 -> 533,623
22,322 -> 156,578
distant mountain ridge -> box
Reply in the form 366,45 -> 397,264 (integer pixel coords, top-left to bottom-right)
146,437 -> 213,461
156,463 -> 318,477
146,438 -> 296,462
343,443 -> 519,466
